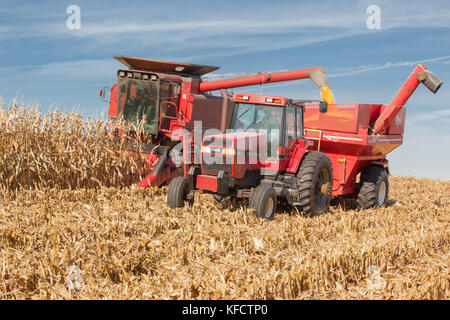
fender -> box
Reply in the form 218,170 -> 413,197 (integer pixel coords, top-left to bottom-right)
369,159 -> 390,175
285,139 -> 310,174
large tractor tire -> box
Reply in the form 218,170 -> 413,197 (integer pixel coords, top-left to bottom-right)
296,151 -> 333,216
356,166 -> 389,209
167,177 -> 190,208
250,185 -> 277,220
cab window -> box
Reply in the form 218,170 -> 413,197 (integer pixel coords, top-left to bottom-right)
285,105 -> 296,146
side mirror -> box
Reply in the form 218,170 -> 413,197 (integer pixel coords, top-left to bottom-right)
319,101 -> 328,113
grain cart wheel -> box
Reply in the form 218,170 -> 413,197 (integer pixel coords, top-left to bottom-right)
296,151 -> 333,216
250,185 -> 277,220
167,177 -> 190,208
357,166 -> 389,209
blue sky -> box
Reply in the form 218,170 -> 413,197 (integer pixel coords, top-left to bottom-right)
0,0 -> 449,179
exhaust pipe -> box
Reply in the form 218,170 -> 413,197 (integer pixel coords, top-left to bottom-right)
421,70 -> 443,94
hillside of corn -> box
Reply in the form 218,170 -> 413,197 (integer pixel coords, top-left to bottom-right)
0,104 -> 448,299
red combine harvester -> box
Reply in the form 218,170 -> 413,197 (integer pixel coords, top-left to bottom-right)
166,64 -> 443,218
102,56 -> 334,188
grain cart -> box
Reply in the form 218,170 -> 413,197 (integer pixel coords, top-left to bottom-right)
167,64 -> 443,219
101,56 -> 334,188
303,64 -> 442,209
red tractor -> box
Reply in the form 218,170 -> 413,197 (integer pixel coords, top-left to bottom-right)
167,93 -> 333,218
166,64 -> 443,219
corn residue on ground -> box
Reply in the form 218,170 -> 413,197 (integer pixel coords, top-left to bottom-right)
1,176 -> 449,299
0,105 -> 448,299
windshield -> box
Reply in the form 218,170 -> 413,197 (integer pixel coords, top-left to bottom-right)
117,79 -> 159,133
231,103 -> 283,131
230,103 -> 284,158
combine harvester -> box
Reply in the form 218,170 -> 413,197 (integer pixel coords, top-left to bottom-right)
164,64 -> 443,218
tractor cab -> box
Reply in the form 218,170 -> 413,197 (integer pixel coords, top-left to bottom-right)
228,94 -> 304,160
198,93 -> 327,176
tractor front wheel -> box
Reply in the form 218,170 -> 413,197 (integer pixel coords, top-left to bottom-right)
250,185 -> 277,220
167,177 -> 191,208
296,151 -> 333,216
357,166 -> 389,209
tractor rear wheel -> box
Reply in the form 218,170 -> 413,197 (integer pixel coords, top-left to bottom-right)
167,177 -> 190,208
357,166 -> 389,209
296,151 -> 333,216
250,185 -> 277,220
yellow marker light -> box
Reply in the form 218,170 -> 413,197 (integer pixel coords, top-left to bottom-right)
265,98 -> 282,104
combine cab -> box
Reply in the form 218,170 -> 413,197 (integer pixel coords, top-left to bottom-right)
102,56 -> 234,187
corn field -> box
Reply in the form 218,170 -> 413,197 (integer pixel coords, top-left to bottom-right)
0,104 -> 448,299
0,104 -> 146,192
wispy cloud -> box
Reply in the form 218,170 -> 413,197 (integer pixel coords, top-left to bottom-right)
327,55 -> 450,77
259,55 -> 450,89
408,109 -> 450,125
0,59 -> 121,95
1,0 -> 449,60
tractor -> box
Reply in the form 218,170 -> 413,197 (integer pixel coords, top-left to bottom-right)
167,93 -> 333,219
